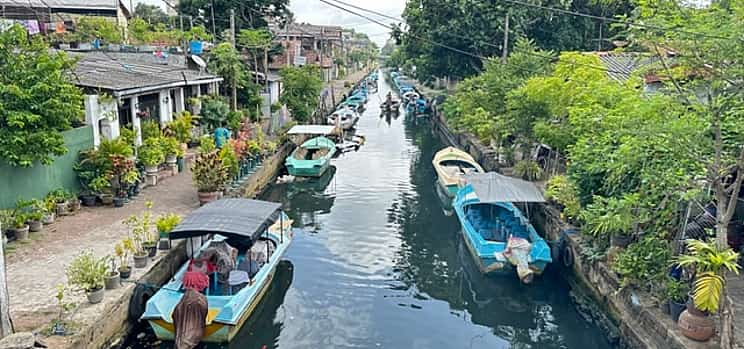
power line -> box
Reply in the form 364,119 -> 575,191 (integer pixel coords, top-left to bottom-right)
320,0 -> 630,75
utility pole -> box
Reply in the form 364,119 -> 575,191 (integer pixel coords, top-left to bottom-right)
179,15 -> 187,60
229,9 -> 237,111
286,24 -> 291,67
501,10 -> 510,64
229,9 -> 236,47
209,0 -> 216,40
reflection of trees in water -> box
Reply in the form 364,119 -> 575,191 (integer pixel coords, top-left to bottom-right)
388,117 -> 610,348
222,261 -> 295,349
259,167 -> 337,232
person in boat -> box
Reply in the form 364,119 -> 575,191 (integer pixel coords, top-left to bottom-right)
214,121 -> 231,149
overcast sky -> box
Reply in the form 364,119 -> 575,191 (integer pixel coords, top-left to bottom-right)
136,0 -> 405,47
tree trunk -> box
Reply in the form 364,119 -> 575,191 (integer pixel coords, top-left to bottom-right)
0,223 -> 14,338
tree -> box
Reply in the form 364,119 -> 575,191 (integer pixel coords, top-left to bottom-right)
0,26 -> 84,167
279,65 -> 322,122
238,29 -> 272,84
178,0 -> 291,35
630,0 -> 744,249
208,42 -> 245,111
134,3 -> 169,25
76,16 -> 123,43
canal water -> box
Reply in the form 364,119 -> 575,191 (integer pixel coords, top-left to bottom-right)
129,73 -> 615,348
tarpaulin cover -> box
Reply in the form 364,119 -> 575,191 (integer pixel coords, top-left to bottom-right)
169,199 -> 281,241
462,172 -> 545,203
173,288 -> 208,349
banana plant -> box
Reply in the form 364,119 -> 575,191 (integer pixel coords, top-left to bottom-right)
675,239 -> 741,313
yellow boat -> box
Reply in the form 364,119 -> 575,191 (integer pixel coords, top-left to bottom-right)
432,147 -> 484,197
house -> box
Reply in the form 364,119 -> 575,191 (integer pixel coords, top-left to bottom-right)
68,51 -> 222,146
250,70 -> 283,118
591,51 -> 662,92
0,0 -> 131,32
268,22 -> 343,82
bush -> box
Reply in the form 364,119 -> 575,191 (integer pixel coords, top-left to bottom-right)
167,112 -> 194,144
156,213 -> 181,233
140,120 -> 161,141
219,145 -> 239,177
545,175 -> 581,221
66,250 -> 108,292
192,151 -> 229,192
201,97 -> 230,131
513,160 -> 542,181
613,236 -> 671,289
138,138 -> 165,166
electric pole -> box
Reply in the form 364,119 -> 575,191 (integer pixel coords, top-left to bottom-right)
501,10 -> 510,64
230,9 -> 237,111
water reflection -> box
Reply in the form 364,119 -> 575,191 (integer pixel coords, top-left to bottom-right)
261,166 -> 337,231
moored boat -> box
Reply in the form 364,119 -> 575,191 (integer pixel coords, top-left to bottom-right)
453,172 -> 551,283
141,199 -> 294,343
285,136 -> 337,177
327,107 -> 359,130
432,147 -> 484,197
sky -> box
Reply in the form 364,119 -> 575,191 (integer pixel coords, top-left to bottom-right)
136,0 -> 406,47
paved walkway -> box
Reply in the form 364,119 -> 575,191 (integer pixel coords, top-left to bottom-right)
6,170 -> 199,332
726,273 -> 744,348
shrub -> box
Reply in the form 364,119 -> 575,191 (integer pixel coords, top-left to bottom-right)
513,160 -> 542,181
66,250 -> 108,292
545,175 -> 581,221
219,145 -> 239,177
156,213 -> 181,233
192,151 -> 229,192
138,138 -> 165,166
613,236 -> 671,289
140,120 -> 161,141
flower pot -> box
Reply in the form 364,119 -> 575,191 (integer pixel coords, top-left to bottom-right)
42,213 -> 55,225
686,294 -> 709,317
105,272 -> 120,290
81,194 -> 97,207
55,202 -> 69,216
86,287 -> 104,304
158,238 -> 171,250
10,225 -> 29,241
670,299 -> 686,323
145,165 -> 159,174
166,154 -> 177,165
68,199 -> 81,212
197,191 -> 220,206
100,194 -> 114,205
611,234 -> 632,248
133,254 -> 149,268
678,309 -> 715,341
113,197 -> 125,208
119,267 -> 132,279
28,220 -> 42,232
145,244 -> 157,257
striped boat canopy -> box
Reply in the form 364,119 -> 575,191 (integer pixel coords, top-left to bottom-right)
463,172 -> 545,203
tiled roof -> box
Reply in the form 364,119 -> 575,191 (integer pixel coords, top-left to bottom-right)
269,23 -> 343,40
593,52 -> 658,82
67,51 -> 222,95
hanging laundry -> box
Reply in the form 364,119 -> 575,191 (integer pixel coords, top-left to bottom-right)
55,21 -> 65,33
0,19 -> 15,32
21,20 -> 40,35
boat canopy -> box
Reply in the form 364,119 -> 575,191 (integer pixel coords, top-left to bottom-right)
462,172 -> 545,203
287,125 -> 336,135
169,199 -> 282,241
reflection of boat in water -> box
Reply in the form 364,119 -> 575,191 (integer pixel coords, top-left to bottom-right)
454,172 -> 551,283
141,199 -> 294,343
225,260 -> 294,349
434,180 -> 454,216
432,147 -> 484,198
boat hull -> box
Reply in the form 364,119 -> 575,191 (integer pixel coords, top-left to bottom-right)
432,147 -> 485,197
285,136 -> 337,177
286,160 -> 331,177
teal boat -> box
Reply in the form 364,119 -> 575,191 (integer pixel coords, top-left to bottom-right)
285,136 -> 336,177
140,199 -> 294,343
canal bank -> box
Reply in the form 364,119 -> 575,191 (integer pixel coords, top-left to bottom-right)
427,93 -> 721,349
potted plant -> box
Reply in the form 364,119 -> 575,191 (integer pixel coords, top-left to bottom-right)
187,97 -> 201,115
674,239 -> 741,341
665,277 -> 689,323
161,136 -> 182,165
156,213 -> 181,250
52,284 -> 74,335
104,256 -> 120,290
192,150 -> 229,206
42,197 -> 56,224
115,239 -> 133,279
68,194 -> 81,213
48,188 -> 70,216
66,250 -> 108,304
26,199 -> 46,233
90,175 -> 113,205
9,211 -> 29,241
139,138 -> 165,175
125,201 -> 155,268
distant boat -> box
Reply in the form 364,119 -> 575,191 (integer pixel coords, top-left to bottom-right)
141,199 -> 294,343
285,136 -> 337,177
432,147 -> 484,197
327,107 -> 359,130
453,172 -> 552,283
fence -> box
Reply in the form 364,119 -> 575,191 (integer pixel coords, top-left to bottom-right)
0,126 -> 93,209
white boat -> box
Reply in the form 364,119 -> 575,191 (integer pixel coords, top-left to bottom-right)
432,147 -> 484,197
327,107 -> 359,130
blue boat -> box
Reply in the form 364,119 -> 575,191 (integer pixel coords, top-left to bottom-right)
453,172 -> 551,283
141,199 -> 294,343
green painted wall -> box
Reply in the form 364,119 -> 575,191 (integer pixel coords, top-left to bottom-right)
0,126 -> 94,209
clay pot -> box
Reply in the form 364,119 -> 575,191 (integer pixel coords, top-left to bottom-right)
28,220 -> 43,232
86,287 -> 105,304
133,254 -> 149,268
678,309 -> 715,341
105,272 -> 120,290
197,191 -> 220,206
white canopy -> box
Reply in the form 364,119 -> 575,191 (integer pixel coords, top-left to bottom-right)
287,125 -> 337,135
463,172 -> 545,203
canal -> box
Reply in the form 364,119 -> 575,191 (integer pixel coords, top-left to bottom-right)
130,73 -> 615,348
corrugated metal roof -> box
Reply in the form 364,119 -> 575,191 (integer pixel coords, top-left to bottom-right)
67,51 -> 222,95
169,199 -> 282,240
463,172 -> 545,203
0,0 -> 126,11
594,52 -> 658,82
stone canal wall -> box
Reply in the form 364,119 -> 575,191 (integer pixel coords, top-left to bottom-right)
429,103 -> 718,349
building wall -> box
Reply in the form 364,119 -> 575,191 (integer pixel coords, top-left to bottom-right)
0,126 -> 94,209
